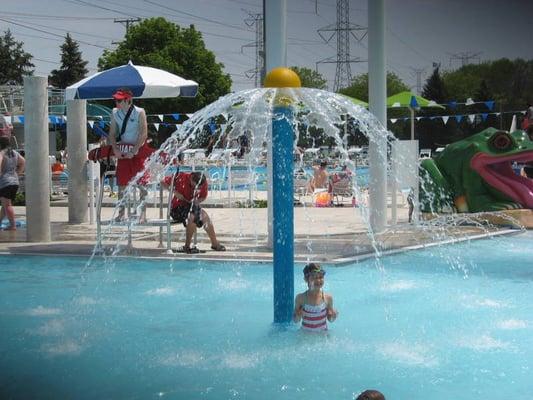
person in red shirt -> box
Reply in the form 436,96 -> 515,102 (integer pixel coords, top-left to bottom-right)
163,171 -> 225,254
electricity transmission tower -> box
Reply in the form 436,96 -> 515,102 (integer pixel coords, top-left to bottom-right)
410,67 -> 426,95
241,12 -> 264,88
448,51 -> 482,68
316,0 -> 366,91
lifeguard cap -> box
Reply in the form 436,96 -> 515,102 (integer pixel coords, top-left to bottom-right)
112,88 -> 133,100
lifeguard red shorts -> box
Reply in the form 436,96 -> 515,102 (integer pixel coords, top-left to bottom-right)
115,143 -> 154,186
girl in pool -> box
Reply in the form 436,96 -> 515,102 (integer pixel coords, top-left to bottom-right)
293,263 -> 337,331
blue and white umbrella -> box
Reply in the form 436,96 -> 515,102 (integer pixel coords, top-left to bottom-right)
65,61 -> 198,100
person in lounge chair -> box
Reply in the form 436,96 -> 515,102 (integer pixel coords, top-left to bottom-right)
163,171 -> 225,254
308,160 -> 330,193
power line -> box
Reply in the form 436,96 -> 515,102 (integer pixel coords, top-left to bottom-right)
4,16 -> 118,41
59,0 -> 140,18
0,17 -> 110,49
143,0 -> 249,32
1,11 -> 117,21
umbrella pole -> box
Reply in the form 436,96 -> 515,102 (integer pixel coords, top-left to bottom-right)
410,107 -> 415,141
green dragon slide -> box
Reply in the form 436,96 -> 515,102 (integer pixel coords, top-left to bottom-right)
420,127 -> 533,213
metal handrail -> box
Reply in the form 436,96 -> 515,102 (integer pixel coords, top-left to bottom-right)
95,169 -> 174,253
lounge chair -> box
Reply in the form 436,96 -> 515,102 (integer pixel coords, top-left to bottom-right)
330,175 -> 354,206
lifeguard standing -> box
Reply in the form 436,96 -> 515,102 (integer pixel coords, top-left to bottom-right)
108,88 -> 149,221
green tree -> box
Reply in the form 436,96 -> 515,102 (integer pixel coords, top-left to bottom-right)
442,58 -> 533,109
290,66 -> 327,89
421,67 -> 447,103
49,33 -> 89,89
98,17 -> 231,114
475,79 -> 492,102
338,71 -> 410,100
0,30 -> 34,85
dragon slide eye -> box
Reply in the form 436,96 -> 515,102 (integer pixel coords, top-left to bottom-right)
489,131 -> 513,151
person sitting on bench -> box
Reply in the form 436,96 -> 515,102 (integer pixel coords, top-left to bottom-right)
163,171 -> 226,254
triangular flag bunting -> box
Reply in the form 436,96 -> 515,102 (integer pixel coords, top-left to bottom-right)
448,101 -> 457,109
416,116 -> 423,121
158,114 -> 163,121
390,118 -> 397,124
442,116 -> 449,125
88,121 -> 94,128
455,115 -> 463,123
465,98 -> 475,106
171,113 -> 180,120
468,114 -> 476,124
484,100 -> 494,110
154,123 -> 160,131
481,113 -> 488,121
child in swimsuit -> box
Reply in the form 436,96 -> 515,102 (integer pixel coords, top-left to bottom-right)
293,263 -> 337,331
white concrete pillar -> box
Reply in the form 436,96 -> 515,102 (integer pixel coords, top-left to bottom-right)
368,0 -> 387,234
264,0 -> 287,72
264,0 -> 287,248
66,99 -> 88,223
24,76 -> 51,242
49,130 -> 57,155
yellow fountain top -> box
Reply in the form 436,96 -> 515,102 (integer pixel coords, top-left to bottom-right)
263,67 -> 301,88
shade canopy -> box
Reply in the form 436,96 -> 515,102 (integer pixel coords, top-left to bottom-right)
341,94 -> 368,107
65,61 -> 198,100
386,91 -> 444,141
387,91 -> 444,109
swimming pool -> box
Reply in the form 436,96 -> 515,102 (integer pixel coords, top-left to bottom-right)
0,232 -> 531,399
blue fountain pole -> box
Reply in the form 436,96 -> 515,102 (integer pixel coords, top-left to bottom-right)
272,96 -> 294,324
264,68 -> 301,324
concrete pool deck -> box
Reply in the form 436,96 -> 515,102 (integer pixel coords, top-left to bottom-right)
0,194 -> 520,264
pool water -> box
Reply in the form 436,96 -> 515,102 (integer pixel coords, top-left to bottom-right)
170,165 -> 369,191
0,232 -> 532,399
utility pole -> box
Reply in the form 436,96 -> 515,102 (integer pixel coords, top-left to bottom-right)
448,51 -> 482,68
316,0 -> 366,91
410,67 -> 426,95
241,12 -> 264,87
112,18 -> 141,44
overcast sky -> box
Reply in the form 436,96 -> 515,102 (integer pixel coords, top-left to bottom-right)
1,0 -> 532,94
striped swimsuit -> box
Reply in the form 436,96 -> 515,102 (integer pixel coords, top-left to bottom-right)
301,291 -> 328,332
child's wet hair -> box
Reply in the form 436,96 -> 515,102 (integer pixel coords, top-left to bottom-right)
356,390 -> 385,400
303,263 -> 325,277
